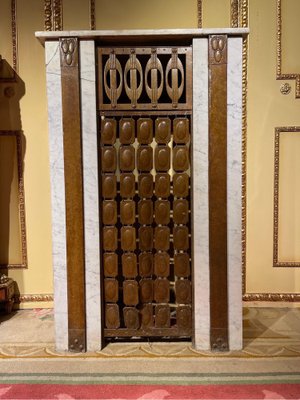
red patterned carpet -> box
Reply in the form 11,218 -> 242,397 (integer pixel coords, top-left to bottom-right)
0,383 -> 299,399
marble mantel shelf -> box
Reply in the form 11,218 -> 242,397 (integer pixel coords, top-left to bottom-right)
35,28 -> 249,45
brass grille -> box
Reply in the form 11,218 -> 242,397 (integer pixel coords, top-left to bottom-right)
98,46 -> 192,339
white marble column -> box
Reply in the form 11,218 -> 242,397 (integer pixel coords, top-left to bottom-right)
80,41 -> 102,351
227,37 -> 243,350
45,41 -> 68,351
192,38 -> 210,350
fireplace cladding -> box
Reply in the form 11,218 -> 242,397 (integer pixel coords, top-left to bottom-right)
36,28 -> 248,352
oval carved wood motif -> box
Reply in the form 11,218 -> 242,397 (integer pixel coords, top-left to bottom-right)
121,227 -> 136,251
155,305 -> 170,328
154,252 -> 170,277
173,173 -> 189,197
122,253 -> 137,278
138,174 -> 153,198
138,200 -> 153,225
119,119 -> 135,144
155,146 -> 170,172
155,200 -> 170,225
105,304 -> 120,329
120,174 -> 135,198
120,146 -> 135,171
102,147 -> 117,172
102,200 -> 117,225
139,253 -> 153,277
102,175 -> 116,199
155,118 -> 171,144
155,174 -> 170,198
137,118 -> 153,144
101,119 -> 116,144
104,253 -> 118,277
120,200 -> 135,224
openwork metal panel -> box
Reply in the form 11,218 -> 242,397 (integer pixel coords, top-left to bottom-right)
97,47 -> 192,111
98,46 -> 192,339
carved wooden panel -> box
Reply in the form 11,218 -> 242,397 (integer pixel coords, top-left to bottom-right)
99,45 -> 192,339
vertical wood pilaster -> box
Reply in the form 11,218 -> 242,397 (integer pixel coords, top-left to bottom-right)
60,38 -> 86,352
208,35 -> 229,351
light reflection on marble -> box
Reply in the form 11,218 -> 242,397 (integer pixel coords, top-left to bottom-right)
192,38 -> 210,350
80,41 -> 102,351
45,41 -> 68,351
227,37 -> 243,350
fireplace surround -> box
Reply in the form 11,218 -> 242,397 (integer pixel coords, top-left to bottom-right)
36,28 -> 248,352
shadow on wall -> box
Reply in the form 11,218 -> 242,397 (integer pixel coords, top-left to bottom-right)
0,56 -> 26,306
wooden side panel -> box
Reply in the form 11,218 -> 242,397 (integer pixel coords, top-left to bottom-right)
208,35 -> 229,351
60,38 -> 86,352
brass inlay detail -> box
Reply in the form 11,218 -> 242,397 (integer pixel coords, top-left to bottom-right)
0,131 -> 27,270
273,127 -> 300,268
44,0 -> 63,31
197,0 -> 202,28
276,0 -> 300,98
90,0 -> 96,30
208,35 -> 229,351
280,82 -> 291,95
231,0 -> 239,28
241,0 -> 248,295
60,38 -> 86,351
60,38 -> 78,67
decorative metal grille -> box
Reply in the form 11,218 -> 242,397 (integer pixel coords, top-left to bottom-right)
98,46 -> 192,339
98,47 -> 192,111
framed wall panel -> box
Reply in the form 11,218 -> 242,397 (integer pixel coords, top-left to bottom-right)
273,127 -> 300,267
277,0 -> 300,98
0,130 -> 27,269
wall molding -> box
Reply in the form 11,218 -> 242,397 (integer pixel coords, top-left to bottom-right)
0,130 -> 27,269
197,0 -> 202,28
273,126 -> 300,267
15,294 -> 54,303
44,0 -> 63,31
276,0 -> 300,98
241,0 -> 248,296
243,293 -> 300,302
11,0 -> 18,72
89,0 -> 96,30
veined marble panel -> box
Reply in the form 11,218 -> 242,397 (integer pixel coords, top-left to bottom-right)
227,37 -> 243,350
45,41 -> 68,351
192,38 -> 210,350
80,41 -> 102,351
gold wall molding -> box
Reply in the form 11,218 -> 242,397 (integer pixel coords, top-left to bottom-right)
241,0 -> 248,295
276,0 -> 300,98
44,0 -> 63,31
243,293 -> 300,302
0,131 -> 27,269
90,0 -> 96,30
197,0 -> 202,28
231,0 -> 239,28
15,294 -> 54,303
11,0 -> 18,72
273,126 -> 300,268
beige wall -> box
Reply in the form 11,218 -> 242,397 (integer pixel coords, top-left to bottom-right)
0,0 -> 299,308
